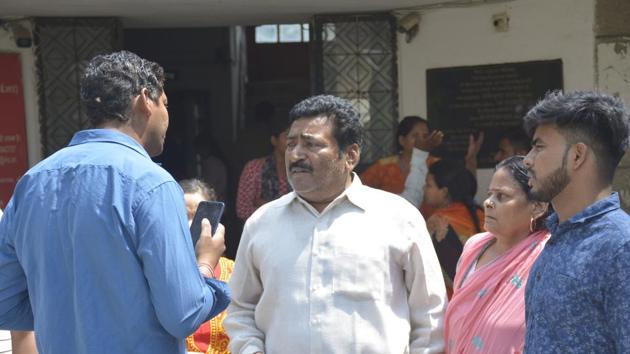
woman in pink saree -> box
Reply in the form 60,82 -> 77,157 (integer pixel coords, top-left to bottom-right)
444,156 -> 550,353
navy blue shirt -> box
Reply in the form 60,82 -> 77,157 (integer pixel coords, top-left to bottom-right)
0,129 -> 230,354
525,192 -> 630,353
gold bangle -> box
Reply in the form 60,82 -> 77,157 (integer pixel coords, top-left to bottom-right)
198,262 -> 216,279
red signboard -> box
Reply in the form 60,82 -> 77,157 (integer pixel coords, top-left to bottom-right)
0,53 -> 29,209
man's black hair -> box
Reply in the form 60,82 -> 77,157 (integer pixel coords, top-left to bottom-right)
523,90 -> 630,183
288,95 -> 363,152
80,50 -> 165,127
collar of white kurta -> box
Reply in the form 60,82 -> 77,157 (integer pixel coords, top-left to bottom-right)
276,172 -> 368,216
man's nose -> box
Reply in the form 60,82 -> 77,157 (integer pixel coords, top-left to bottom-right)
287,143 -> 304,161
523,150 -> 534,168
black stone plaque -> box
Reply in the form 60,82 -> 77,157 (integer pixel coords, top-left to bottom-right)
426,59 -> 563,168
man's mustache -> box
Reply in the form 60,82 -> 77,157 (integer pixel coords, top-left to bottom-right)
289,160 -> 313,172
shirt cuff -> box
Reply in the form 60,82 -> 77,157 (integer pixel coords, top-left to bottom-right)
203,278 -> 232,319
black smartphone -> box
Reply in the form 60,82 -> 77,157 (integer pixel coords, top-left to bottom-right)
189,201 -> 225,247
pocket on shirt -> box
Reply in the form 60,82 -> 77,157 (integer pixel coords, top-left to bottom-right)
554,272 -> 594,303
332,252 -> 386,301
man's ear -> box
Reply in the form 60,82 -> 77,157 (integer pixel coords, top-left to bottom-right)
270,135 -> 278,148
344,143 -> 360,170
133,88 -> 152,119
571,142 -> 588,170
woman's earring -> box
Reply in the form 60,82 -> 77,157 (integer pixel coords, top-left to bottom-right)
529,217 -> 535,233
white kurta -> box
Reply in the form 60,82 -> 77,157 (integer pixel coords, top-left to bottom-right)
225,176 -> 447,354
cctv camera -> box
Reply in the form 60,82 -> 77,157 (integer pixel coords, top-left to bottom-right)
397,13 -> 420,33
9,22 -> 32,48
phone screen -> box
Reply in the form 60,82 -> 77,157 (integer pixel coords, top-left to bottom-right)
189,201 -> 225,247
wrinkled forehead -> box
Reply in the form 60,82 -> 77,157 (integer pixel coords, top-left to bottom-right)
287,116 -> 334,138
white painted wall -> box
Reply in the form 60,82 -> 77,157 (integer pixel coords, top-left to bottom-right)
0,20 -> 42,166
397,0 -> 596,203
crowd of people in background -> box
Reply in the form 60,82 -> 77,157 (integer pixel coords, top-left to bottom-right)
0,50 -> 629,354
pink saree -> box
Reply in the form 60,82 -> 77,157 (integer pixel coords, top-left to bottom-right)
444,230 -> 549,353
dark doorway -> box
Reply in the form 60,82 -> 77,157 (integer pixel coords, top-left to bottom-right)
235,25 -> 312,169
123,27 -> 241,257
122,25 -> 312,257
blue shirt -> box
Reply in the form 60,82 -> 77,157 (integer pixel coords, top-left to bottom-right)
0,129 -> 230,354
524,192 -> 630,353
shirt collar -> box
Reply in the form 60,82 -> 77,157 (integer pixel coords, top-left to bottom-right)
68,129 -> 151,160
280,172 -> 367,214
545,192 -> 622,236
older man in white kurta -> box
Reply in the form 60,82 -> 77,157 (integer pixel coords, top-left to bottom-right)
224,95 -> 446,354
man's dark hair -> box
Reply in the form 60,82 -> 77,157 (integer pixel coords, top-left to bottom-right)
80,50 -> 165,127
501,128 -> 531,153
523,90 -> 630,183
288,95 -> 363,151
396,115 -> 428,151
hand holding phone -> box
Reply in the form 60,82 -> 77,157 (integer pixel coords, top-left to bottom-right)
196,220 -> 226,274
190,201 -> 225,247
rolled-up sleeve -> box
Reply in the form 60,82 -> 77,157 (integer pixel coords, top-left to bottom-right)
0,200 -> 34,331
134,181 -> 230,338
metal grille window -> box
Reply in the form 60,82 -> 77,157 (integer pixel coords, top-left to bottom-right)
34,18 -> 121,156
312,14 -> 398,165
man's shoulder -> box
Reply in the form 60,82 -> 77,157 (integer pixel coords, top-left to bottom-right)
353,184 -> 422,217
246,192 -> 294,220
606,207 -> 630,226
559,209 -> 630,271
599,208 -> 630,247
27,140 -> 174,188
588,208 -> 630,240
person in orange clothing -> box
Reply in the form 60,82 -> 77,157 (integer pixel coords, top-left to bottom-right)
422,159 -> 484,298
361,116 -> 483,213
179,179 -> 233,354
361,116 -> 443,207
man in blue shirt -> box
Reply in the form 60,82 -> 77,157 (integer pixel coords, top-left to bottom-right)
0,51 -> 230,354
522,90 -> 630,353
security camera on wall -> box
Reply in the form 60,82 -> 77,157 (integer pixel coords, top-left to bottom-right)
1,20 -> 32,48
11,23 -> 32,48
397,13 -> 420,43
